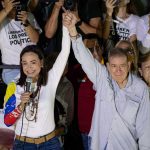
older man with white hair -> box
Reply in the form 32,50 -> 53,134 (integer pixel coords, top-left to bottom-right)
63,11 -> 150,150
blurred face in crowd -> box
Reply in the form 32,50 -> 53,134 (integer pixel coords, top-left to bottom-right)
116,40 -> 131,49
139,57 -> 150,87
21,52 -> 43,82
107,55 -> 131,88
84,39 -> 103,63
115,40 -> 134,63
118,0 -> 130,7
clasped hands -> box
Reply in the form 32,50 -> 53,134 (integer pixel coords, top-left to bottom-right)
63,10 -> 78,36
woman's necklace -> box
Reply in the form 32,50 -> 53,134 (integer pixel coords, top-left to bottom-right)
25,86 -> 41,122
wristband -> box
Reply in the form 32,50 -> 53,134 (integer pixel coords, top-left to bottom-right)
70,33 -> 81,40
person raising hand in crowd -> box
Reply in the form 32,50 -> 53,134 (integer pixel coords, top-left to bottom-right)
103,0 -> 139,69
0,0 -> 41,84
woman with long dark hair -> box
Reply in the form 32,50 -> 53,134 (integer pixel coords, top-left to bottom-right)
3,21 -> 71,149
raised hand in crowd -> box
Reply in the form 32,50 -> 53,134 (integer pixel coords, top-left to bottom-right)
0,0 -> 41,84
71,0 -> 102,37
103,0 -> 116,39
45,0 -> 64,38
17,11 -> 28,25
55,0 -> 64,9
106,0 -> 116,17
2,0 -> 19,13
0,0 -> 19,22
16,11 -> 40,44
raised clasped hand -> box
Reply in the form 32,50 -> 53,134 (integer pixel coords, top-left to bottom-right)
63,12 -> 77,29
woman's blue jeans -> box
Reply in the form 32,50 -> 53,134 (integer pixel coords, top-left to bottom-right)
81,133 -> 90,150
13,137 -> 62,150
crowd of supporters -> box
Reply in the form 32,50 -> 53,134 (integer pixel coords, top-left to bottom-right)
0,0 -> 150,150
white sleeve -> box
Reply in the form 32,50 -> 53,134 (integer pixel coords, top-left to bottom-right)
47,26 -> 71,89
71,35 -> 106,88
137,17 -> 150,48
129,16 -> 139,37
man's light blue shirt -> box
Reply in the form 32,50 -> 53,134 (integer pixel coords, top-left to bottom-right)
71,36 -> 150,150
